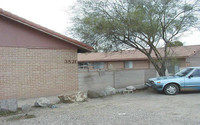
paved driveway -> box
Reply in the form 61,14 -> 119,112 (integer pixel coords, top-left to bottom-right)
1,89 -> 200,125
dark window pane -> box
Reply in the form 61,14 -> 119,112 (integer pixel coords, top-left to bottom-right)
192,69 -> 200,77
93,62 -> 104,69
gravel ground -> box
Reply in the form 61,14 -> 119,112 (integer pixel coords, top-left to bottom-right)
1,89 -> 200,125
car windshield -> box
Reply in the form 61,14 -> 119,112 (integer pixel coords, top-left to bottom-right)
175,68 -> 194,77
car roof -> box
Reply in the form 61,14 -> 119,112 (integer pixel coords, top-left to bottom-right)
187,66 -> 200,69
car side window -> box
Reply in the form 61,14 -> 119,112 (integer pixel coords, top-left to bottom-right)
191,69 -> 200,77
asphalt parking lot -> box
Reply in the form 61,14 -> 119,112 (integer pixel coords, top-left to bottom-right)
1,88 -> 200,125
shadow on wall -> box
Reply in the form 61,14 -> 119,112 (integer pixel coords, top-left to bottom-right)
78,69 -> 156,91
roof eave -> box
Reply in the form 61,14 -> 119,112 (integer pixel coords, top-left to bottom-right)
0,9 -> 93,52
78,56 -> 188,62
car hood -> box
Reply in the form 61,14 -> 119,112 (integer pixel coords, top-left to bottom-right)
149,76 -> 181,81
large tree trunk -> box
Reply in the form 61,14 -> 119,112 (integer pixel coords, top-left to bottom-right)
148,58 -> 166,76
157,66 -> 166,76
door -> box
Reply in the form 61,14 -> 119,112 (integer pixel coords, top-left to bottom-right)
184,69 -> 200,90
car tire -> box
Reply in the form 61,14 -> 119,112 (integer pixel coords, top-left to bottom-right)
164,84 -> 179,95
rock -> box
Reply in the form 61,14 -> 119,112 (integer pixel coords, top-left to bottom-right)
76,92 -> 87,102
87,90 -> 100,98
87,86 -> 116,99
48,104 -> 57,109
116,88 -> 126,94
118,113 -> 126,116
104,86 -> 116,96
126,86 -> 136,91
98,91 -> 107,97
135,85 -> 148,90
21,104 -> 31,115
58,91 -> 87,103
34,98 -> 50,107
87,90 -> 106,98
0,99 -> 18,112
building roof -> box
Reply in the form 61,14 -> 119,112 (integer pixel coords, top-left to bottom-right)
0,8 -> 93,52
78,45 -> 200,62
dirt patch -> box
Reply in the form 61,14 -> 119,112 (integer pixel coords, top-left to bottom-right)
0,108 -> 21,117
6,114 -> 36,121
2,89 -> 200,125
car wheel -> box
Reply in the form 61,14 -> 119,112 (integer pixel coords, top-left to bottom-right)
164,84 -> 179,95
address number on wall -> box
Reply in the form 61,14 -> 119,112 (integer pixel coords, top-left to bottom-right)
65,60 -> 77,64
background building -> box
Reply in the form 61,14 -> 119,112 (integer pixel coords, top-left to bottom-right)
78,45 -> 200,74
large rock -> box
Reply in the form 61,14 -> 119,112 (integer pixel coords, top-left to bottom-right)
0,99 -> 18,112
87,90 -> 106,98
34,97 -> 50,107
98,91 -> 107,97
103,86 -> 116,96
58,91 -> 87,103
21,104 -> 31,115
87,86 -> 116,98
126,86 -> 136,91
76,92 -> 87,102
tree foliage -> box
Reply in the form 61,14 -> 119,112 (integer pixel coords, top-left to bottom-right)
70,0 -> 199,76
168,41 -> 183,47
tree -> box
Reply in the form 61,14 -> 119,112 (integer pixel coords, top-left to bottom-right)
70,0 -> 199,76
168,41 -> 183,47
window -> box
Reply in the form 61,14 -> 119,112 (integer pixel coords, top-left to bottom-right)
174,65 -> 180,73
93,62 -> 104,69
78,62 -> 88,69
167,63 -> 180,74
124,61 -> 133,69
176,68 -> 194,77
191,69 -> 200,77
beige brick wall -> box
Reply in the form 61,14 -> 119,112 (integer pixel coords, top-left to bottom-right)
108,61 -> 124,70
132,60 -> 149,70
186,51 -> 200,67
178,58 -> 186,68
107,61 -> 149,70
0,47 -> 78,100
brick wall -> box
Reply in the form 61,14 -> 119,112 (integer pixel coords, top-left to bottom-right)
132,60 -> 149,70
186,51 -> 200,67
0,47 -> 78,100
106,60 -> 149,70
107,61 -> 124,70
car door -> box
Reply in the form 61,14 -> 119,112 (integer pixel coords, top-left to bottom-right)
184,69 -> 200,90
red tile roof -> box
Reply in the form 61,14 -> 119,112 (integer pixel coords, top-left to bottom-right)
0,8 -> 93,52
78,45 -> 200,62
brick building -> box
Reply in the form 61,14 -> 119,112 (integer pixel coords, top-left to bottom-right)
0,9 -> 92,100
78,45 -> 200,74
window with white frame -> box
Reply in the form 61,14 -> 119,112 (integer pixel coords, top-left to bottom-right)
174,65 -> 180,73
167,63 -> 180,74
78,62 -> 89,69
93,62 -> 104,69
124,61 -> 133,69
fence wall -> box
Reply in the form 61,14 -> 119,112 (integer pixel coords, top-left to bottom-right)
78,69 -> 156,91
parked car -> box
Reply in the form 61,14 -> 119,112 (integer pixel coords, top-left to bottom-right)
145,67 -> 200,95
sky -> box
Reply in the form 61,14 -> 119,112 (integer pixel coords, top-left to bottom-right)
1,0 -> 200,46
